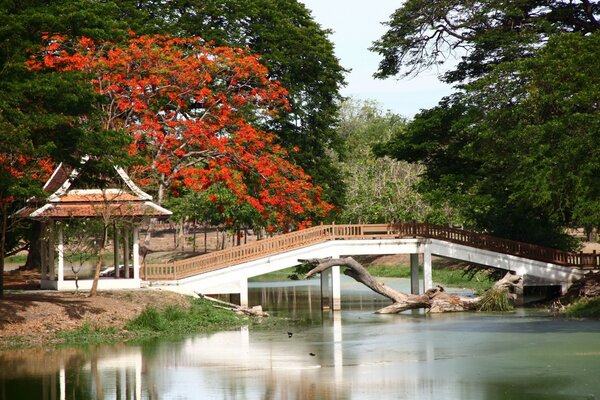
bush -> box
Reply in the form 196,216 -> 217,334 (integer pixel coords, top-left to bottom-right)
563,297 -> 600,318
478,287 -> 513,312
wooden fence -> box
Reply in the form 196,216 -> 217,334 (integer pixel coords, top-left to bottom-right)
142,223 -> 599,280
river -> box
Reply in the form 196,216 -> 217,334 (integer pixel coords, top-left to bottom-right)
2,277 -> 600,399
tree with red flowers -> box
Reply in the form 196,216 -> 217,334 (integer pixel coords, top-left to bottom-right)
0,118 -> 55,296
28,34 -> 333,232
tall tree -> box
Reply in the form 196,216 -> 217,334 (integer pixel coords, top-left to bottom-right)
0,0 -> 137,278
30,34 -> 333,231
372,0 -> 600,83
377,32 -> 600,248
372,1 -> 600,249
138,0 -> 348,205
335,100 -> 430,224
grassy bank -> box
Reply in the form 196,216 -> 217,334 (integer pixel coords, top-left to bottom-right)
562,297 -> 600,319
0,297 -> 256,350
55,298 -> 249,347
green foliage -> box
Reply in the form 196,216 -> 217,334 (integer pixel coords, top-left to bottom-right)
366,263 -> 494,293
563,297 -> 600,319
372,0 -> 600,83
478,287 -> 513,312
147,0 -> 348,207
126,298 -> 243,335
56,322 -> 118,346
336,99 -> 430,223
0,0 -> 135,269
378,32 -> 600,249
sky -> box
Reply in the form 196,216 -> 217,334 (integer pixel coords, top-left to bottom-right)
300,0 -> 453,118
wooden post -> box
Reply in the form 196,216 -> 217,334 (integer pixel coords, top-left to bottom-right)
57,222 -> 64,285
132,225 -> 140,280
47,220 -> 55,281
40,222 -> 48,281
123,226 -> 130,278
113,224 -> 120,278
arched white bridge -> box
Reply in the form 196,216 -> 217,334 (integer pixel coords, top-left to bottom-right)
144,224 -> 598,309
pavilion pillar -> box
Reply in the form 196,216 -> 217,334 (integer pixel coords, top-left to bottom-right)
423,245 -> 433,291
40,222 -> 48,280
48,220 -> 56,281
56,222 -> 64,284
132,225 -> 140,280
113,224 -> 120,278
123,226 -> 130,278
410,253 -> 420,294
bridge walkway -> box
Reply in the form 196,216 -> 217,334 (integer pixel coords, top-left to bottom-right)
143,223 -> 598,308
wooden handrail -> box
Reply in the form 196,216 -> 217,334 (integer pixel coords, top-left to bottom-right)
142,223 -> 599,280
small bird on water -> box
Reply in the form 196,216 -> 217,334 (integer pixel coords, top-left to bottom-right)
309,352 -> 316,356
287,331 -> 293,338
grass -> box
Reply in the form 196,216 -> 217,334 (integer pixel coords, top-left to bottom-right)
56,322 -> 119,346
562,297 -> 600,318
54,298 -> 248,347
477,287 -> 513,311
4,254 -> 28,264
367,263 -> 495,293
250,262 -> 495,293
126,299 -> 243,334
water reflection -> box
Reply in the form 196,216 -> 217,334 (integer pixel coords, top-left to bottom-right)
2,278 -> 600,399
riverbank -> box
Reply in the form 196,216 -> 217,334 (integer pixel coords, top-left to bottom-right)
0,289 -> 253,350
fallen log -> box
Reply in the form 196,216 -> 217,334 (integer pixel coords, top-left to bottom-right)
302,256 -> 521,313
195,293 -> 270,317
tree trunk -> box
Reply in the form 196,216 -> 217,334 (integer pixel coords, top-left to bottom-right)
303,256 -> 521,313
24,221 -> 42,270
0,203 -> 7,298
89,225 -> 108,297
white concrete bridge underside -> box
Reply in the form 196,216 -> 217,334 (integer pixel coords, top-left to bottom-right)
150,238 -> 585,310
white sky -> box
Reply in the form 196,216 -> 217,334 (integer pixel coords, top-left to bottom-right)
300,0 -> 453,118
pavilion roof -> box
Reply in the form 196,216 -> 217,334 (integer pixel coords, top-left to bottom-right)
18,164 -> 172,220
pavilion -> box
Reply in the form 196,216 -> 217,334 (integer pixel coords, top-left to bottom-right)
18,163 -> 171,290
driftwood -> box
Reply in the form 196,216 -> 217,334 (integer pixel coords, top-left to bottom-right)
196,293 -> 270,317
303,256 -> 522,314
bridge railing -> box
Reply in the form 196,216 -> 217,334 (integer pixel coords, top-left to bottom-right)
142,222 -> 599,280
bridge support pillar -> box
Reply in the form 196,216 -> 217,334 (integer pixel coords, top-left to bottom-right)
321,263 -> 341,311
239,278 -> 248,308
410,253 -> 420,294
321,268 -> 331,310
332,265 -> 341,311
423,246 -> 433,291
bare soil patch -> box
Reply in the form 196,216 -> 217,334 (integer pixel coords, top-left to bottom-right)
0,288 -> 190,346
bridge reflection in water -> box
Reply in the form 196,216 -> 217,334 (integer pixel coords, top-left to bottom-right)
3,290 -> 600,400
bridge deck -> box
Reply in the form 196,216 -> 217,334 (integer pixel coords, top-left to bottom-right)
143,223 -> 599,281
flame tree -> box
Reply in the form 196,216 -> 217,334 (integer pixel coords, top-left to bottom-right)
28,34 -> 333,231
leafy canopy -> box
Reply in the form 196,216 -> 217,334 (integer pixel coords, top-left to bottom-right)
379,32 -> 600,248
142,0 -> 348,205
372,0 -> 600,83
29,34 -> 333,231
336,100 -> 430,224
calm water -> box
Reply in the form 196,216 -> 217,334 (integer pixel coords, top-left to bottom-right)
2,277 -> 600,400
